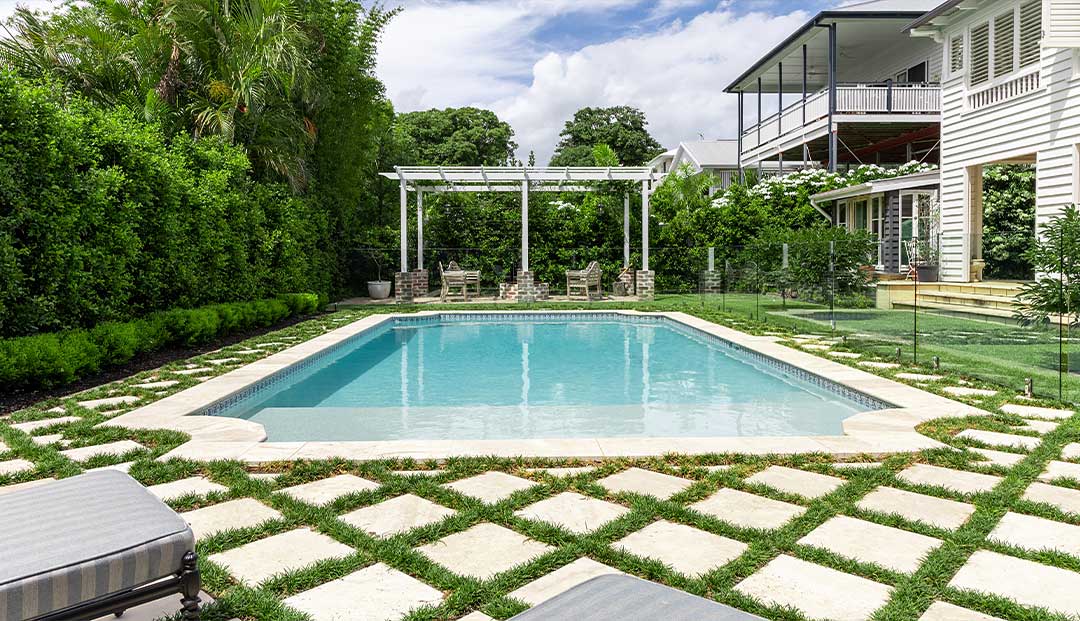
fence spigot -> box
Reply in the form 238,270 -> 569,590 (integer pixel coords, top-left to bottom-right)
1024,378 -> 1034,399
932,356 -> 940,370
895,347 -> 902,363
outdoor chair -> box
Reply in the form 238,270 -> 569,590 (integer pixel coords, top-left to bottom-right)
566,261 -> 602,300
440,261 -> 469,302
507,574 -> 765,621
0,470 -> 201,621
448,261 -> 481,297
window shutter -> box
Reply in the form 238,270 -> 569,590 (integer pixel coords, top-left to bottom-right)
950,34 -> 965,73
971,22 -> 991,85
993,11 -> 1016,77
1019,0 -> 1042,66
1046,0 -> 1080,47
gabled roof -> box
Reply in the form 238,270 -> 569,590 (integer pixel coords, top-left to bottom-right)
675,141 -> 740,169
906,0 -> 967,33
809,169 -> 940,202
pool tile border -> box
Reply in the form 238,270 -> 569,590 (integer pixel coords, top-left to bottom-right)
103,310 -> 988,462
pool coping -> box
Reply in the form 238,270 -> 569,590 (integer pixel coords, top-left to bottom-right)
102,310 -> 988,462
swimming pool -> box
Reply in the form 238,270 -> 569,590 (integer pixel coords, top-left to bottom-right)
209,314 -> 875,442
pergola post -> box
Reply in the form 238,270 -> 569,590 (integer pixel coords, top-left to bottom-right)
623,192 -> 630,267
395,177 -> 413,303
414,189 -> 428,296
518,178 -> 537,302
636,179 -> 654,300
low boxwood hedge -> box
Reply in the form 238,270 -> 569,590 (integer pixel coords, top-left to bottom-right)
0,293 -> 320,391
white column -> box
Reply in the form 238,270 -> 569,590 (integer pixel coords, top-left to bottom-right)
399,180 -> 408,272
623,192 -> 630,267
641,180 -> 650,271
416,190 -> 424,270
521,180 -> 530,272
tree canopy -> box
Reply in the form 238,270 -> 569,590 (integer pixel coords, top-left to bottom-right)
394,107 -> 518,167
549,106 -> 663,167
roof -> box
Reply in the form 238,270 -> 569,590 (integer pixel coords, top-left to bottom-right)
647,149 -> 676,169
809,169 -> 940,202
906,0 -> 965,32
676,141 -> 740,168
380,166 -> 657,190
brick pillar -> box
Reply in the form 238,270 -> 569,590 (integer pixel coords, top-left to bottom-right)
411,269 -> 429,297
517,270 -> 537,303
394,271 -> 414,304
699,270 -> 723,294
635,270 -> 655,300
616,268 -> 636,296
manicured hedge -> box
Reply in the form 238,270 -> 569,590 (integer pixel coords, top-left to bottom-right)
0,294 -> 320,391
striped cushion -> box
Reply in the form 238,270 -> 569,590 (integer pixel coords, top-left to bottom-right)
0,470 -> 194,621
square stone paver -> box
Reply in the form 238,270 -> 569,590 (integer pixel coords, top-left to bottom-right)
956,429 -> 1040,450
597,467 -> 694,499
514,492 -> 629,534
391,470 -> 443,477
690,488 -> 805,530
949,550 -> 1080,616
898,464 -> 1002,495
858,361 -> 900,369
339,494 -> 455,537
798,515 -> 942,573
943,386 -> 997,398
524,466 -> 596,477
206,358 -> 240,366
416,523 -> 552,580
60,440 -> 145,462
735,555 -> 892,620
507,558 -> 622,606
856,486 -> 976,530
0,459 -> 35,476
181,498 -> 284,541
279,474 -> 380,505
283,562 -> 442,621
988,511 -> 1080,557
896,373 -> 944,381
148,476 -> 228,502
1065,443 -> 1080,460
832,462 -> 883,470
969,448 -> 1025,467
1000,403 -> 1074,420
1023,482 -> 1080,515
10,416 -> 82,433
132,380 -> 180,390
1041,460 -> 1080,482
30,434 -> 66,446
746,465 -> 844,499
76,395 -> 141,409
1020,418 -> 1059,434
919,602 -> 1003,621
210,527 -> 355,585
612,520 -> 747,576
443,471 -> 536,503
172,367 -> 213,376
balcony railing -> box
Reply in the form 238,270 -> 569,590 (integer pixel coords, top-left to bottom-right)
741,82 -> 941,153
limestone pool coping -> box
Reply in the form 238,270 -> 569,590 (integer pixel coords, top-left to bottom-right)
102,310 -> 987,463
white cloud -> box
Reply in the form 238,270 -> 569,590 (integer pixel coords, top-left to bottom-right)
378,2 -> 809,164
0,0 -> 62,19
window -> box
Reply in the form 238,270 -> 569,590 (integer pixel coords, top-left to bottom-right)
971,21 -> 991,85
994,11 -> 1016,78
1019,0 -> 1042,67
950,34 -> 965,74
854,199 -> 869,230
836,201 -> 848,229
870,196 -> 884,266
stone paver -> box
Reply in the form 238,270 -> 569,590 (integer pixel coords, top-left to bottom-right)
918,602 -> 1003,621
391,470 -> 443,477
89,462 -> 134,473
943,386 -> 997,398
60,440 -> 145,461
1020,418 -> 1059,434
133,380 -> 180,389
279,474 -> 380,505
896,373 -> 944,381
1000,403 -> 1074,420
207,358 -> 240,366
898,464 -> 1002,495
249,472 -> 280,482
443,471 -> 535,503
1041,460 -> 1080,482
828,351 -> 862,359
690,488 -> 805,530
524,466 -> 596,477
339,494 -> 455,537
989,511 -> 1080,557
172,367 -> 213,376
705,465 -> 733,472
507,558 -> 622,606
969,448 -> 1025,467
0,477 -> 54,495
1065,443 -> 1080,460
77,395 -> 141,409
612,520 -> 747,576
956,429 -> 1039,450
210,528 -> 355,586
416,523 -> 552,580
597,467 -> 694,499
801,344 -> 831,351
181,498 -> 283,541
514,492 -> 629,534
1023,481 -> 1080,515
31,433 -> 66,446
459,612 -> 495,621
10,416 -> 82,432
747,465 -> 844,499
283,562 -> 443,621
735,555 -> 892,620
148,476 -> 228,502
798,515 -> 942,573
856,486 -> 975,530
949,550 -> 1080,616
858,361 -> 900,369
832,462 -> 883,469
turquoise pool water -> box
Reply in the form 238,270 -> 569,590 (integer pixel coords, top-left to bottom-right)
214,316 -> 869,441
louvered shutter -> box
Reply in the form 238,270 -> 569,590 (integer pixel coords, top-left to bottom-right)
950,34 -> 965,73
993,11 -> 1016,77
1019,1 -> 1042,66
971,22 -> 991,85
1045,0 -> 1080,47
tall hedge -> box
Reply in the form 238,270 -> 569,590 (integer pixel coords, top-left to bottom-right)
0,73 -> 333,337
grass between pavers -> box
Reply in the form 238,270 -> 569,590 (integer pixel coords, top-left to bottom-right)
1,303 -> 1079,620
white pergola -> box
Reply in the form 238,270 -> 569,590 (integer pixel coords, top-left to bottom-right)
380,166 -> 660,275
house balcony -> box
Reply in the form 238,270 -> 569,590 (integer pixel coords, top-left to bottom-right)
740,83 -> 942,167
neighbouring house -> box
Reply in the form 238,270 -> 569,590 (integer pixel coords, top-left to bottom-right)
648,140 -> 813,194
724,0 -> 945,175
810,169 -> 941,277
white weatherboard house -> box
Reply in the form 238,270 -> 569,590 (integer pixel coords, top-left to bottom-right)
909,0 -> 1080,283
648,140 -> 812,193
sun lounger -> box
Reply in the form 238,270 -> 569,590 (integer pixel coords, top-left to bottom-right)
566,261 -> 602,300
508,574 -> 764,621
0,470 -> 201,621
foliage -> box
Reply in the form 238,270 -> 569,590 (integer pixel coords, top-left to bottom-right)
740,226 -> 878,303
1016,204 -> 1080,328
0,294 -> 319,390
549,106 -> 664,166
982,164 -> 1036,279
0,73 -> 332,336
393,107 -> 518,166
